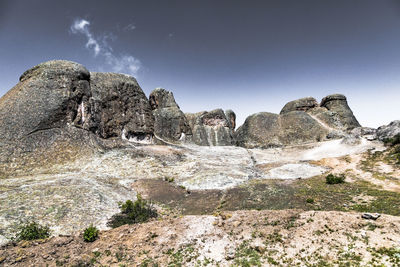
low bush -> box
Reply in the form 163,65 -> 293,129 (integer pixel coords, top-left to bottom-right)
15,221 -> 50,241
383,134 -> 400,146
326,174 -> 345,184
306,198 -> 314,204
107,194 -> 157,228
83,224 -> 99,242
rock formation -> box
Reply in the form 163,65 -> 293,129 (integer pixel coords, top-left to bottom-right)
280,97 -> 318,114
89,72 -> 154,142
149,88 -> 192,143
0,59 -> 367,164
235,111 -> 328,148
236,94 -> 361,148
0,60 -> 97,170
376,120 -> 400,141
185,109 -> 236,146
319,94 -> 360,130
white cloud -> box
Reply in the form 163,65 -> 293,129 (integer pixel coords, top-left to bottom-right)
124,23 -> 136,31
70,18 -> 141,76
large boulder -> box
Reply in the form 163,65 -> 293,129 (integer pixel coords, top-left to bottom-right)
0,60 -> 91,142
89,72 -> 154,142
320,94 -> 360,130
185,109 -> 235,146
235,111 -> 328,148
376,120 -> 400,141
280,97 -> 318,114
149,88 -> 192,143
0,60 -> 96,175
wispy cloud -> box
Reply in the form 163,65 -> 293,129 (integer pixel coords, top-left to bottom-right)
124,23 -> 136,31
70,18 -> 141,76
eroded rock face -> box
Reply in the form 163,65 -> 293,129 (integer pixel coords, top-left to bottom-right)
0,60 -> 97,174
376,120 -> 400,141
320,94 -> 360,130
235,111 -> 328,148
280,97 -> 318,114
89,72 -> 154,141
0,60 -> 91,141
185,109 -> 235,146
225,109 -> 236,130
149,88 -> 192,142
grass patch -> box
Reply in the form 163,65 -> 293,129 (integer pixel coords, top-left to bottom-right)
325,174 -> 345,184
15,221 -> 50,241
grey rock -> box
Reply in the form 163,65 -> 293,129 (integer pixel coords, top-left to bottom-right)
225,109 -> 236,130
320,94 -> 361,130
149,88 -> 192,143
361,213 -> 381,220
235,111 -> 328,148
89,72 -> 154,140
350,127 -> 377,140
307,107 -> 345,130
376,120 -> 400,141
280,97 -> 318,114
0,60 -> 91,142
341,135 -> 361,145
0,60 -> 98,176
185,109 -> 235,146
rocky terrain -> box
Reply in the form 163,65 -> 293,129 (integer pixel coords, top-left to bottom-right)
0,60 -> 399,266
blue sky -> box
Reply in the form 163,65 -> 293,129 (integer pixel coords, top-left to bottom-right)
1,0 -> 399,127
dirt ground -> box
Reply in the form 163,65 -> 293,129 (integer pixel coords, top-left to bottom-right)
1,209 -> 399,266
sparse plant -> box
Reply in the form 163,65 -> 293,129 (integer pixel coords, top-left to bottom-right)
107,194 -> 157,228
83,224 -> 99,242
15,221 -> 50,241
383,134 -> 400,146
326,174 -> 345,184
306,198 -> 314,204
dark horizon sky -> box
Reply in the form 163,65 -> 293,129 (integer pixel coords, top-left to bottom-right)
1,0 -> 400,127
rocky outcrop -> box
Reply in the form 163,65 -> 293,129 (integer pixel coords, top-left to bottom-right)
225,109 -> 236,130
280,97 -> 318,114
376,120 -> 400,141
89,72 -> 154,142
320,94 -> 360,130
185,109 -> 235,146
149,88 -> 192,143
0,61 -> 158,175
235,111 -> 328,148
235,93 -> 362,148
0,60 -> 91,142
0,60 -> 98,174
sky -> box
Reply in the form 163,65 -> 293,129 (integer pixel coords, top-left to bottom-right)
0,0 -> 400,128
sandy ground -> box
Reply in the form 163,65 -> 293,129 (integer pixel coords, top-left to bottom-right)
1,209 -> 399,266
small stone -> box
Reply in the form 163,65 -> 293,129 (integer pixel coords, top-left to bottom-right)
361,213 -> 381,220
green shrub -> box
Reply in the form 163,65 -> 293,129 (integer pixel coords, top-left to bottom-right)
306,198 -> 314,204
326,174 -> 345,184
383,134 -> 400,146
15,221 -> 50,241
107,194 -> 157,228
83,224 -> 99,242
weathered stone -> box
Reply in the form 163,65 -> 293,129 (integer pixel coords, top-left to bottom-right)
307,107 -> 345,130
0,60 -> 91,142
185,109 -> 235,146
149,88 -> 192,142
89,72 -> 154,141
234,112 -> 282,148
320,94 -> 360,130
225,109 -> 236,130
376,120 -> 400,141
280,97 -> 318,114
235,111 -> 328,148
